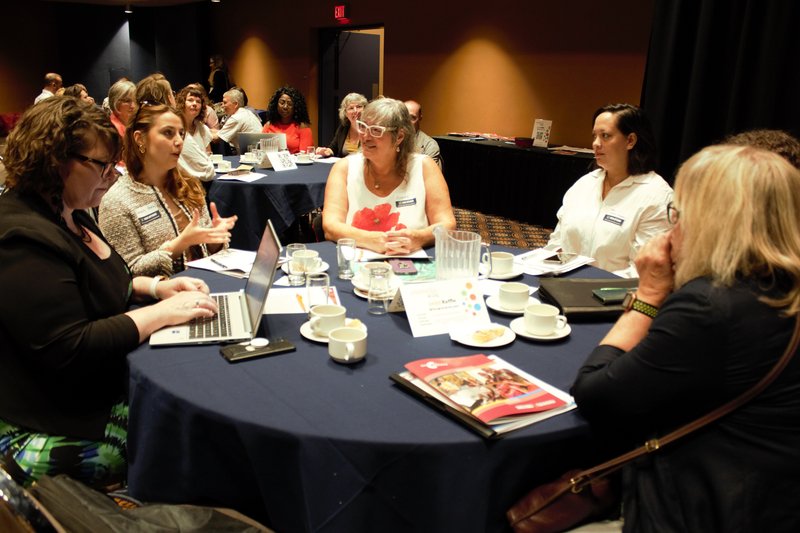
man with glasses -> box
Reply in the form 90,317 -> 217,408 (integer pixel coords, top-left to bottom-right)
404,100 -> 441,168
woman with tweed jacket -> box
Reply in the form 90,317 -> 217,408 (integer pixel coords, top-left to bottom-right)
99,103 -> 237,277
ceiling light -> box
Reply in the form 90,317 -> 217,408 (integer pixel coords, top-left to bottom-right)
124,4 -> 133,13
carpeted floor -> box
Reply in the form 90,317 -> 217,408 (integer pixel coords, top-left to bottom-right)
453,207 -> 551,249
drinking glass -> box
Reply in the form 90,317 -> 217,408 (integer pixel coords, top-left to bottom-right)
306,146 -> 317,161
286,243 -> 306,286
336,238 -> 356,280
367,266 -> 391,315
306,272 -> 330,314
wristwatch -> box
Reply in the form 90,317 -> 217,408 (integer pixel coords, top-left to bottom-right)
623,291 -> 659,319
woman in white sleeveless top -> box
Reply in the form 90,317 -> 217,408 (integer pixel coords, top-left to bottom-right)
322,97 -> 455,254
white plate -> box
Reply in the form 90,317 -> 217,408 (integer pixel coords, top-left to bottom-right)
485,295 -> 540,316
488,264 -> 525,280
295,160 -> 313,165
215,167 -> 235,173
281,261 -> 330,275
352,286 -> 397,301
449,323 -> 516,348
509,317 -> 571,341
300,318 -> 367,344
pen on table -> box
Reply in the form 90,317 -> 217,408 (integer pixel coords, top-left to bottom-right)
209,257 -> 229,269
296,293 -> 306,312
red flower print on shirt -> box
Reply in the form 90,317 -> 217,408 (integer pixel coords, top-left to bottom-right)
352,203 -> 407,232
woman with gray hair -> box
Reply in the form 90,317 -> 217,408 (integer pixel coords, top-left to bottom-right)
318,92 -> 368,158
107,78 -> 136,137
322,97 -> 455,254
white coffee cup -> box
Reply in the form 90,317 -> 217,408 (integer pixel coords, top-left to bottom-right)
243,151 -> 255,160
210,154 -> 223,163
218,159 -> 232,171
524,303 -> 567,336
491,251 -> 514,275
296,152 -> 311,163
328,326 -> 367,363
291,249 -> 321,273
499,282 -> 530,311
309,304 -> 346,338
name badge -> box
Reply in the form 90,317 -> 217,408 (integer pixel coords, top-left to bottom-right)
396,198 -> 417,208
602,214 -> 624,226
135,204 -> 162,225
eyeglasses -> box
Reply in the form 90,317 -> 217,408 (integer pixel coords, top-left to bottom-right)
356,120 -> 396,138
667,201 -> 680,225
71,153 -> 122,180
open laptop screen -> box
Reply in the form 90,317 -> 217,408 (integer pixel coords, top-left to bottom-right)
244,220 -> 281,336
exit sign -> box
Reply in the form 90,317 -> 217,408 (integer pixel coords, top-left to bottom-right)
334,4 -> 349,23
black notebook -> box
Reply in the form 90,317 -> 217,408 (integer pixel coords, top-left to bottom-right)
537,277 -> 639,321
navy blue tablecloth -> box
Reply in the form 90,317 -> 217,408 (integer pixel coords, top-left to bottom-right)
126,243 -> 616,532
209,157 -> 331,249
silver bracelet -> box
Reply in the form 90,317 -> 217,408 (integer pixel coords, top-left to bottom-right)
149,275 -> 164,300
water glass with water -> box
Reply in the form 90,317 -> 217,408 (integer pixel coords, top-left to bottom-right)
367,266 -> 391,315
336,238 -> 356,280
306,272 -> 330,314
286,243 -> 306,286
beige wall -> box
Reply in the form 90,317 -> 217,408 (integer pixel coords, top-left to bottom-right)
212,0 -> 653,148
0,1 -> 653,150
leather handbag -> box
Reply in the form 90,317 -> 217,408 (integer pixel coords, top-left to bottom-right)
507,317 -> 800,533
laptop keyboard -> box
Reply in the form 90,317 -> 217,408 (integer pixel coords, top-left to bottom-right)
189,294 -> 232,339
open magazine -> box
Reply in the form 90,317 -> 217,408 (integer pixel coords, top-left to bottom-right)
391,354 -> 575,438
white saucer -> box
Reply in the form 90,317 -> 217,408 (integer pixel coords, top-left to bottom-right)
485,295 -> 540,316
509,317 -> 571,341
488,264 -> 525,280
352,286 -> 397,301
351,275 -> 402,293
295,160 -> 313,165
300,318 -> 367,344
281,261 -> 330,275
449,323 -> 515,348
239,158 -> 259,164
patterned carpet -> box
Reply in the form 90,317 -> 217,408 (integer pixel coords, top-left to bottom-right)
453,207 -> 551,249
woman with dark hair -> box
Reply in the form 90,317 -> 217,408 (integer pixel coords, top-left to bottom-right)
99,103 -> 237,277
63,83 -> 95,105
0,97 -> 217,488
322,97 -> 455,254
546,103 -> 672,277
261,85 -> 312,154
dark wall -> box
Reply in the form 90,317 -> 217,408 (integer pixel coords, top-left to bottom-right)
0,1 -> 210,112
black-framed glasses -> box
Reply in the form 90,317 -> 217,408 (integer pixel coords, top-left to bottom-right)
356,120 -> 397,138
71,153 -> 122,180
667,201 -> 680,225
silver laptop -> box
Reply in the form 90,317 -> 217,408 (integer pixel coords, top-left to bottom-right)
149,220 -> 282,346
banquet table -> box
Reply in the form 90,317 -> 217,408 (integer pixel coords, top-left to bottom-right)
208,157 -> 331,249
435,136 -> 594,228
126,242 -> 617,533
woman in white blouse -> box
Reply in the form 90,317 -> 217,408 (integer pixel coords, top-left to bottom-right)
547,103 -> 672,277
176,84 -> 215,182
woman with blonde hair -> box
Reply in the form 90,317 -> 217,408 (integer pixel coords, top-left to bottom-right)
570,144 -> 800,532
322,97 -> 455,254
99,103 -> 237,276
318,92 -> 368,158
107,78 -> 136,137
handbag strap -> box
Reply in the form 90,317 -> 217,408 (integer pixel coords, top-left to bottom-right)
571,315 -> 800,491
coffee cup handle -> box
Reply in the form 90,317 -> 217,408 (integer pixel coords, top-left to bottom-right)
478,242 -> 492,279
310,316 -> 321,334
556,315 -> 567,329
345,342 -> 356,361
